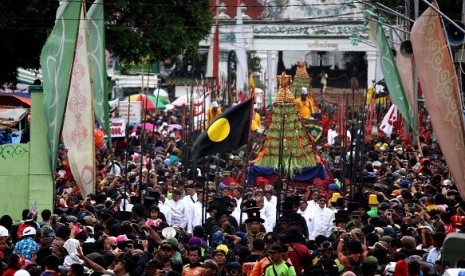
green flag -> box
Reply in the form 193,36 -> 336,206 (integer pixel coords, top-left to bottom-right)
374,22 -> 417,132
306,123 -> 324,142
88,0 -> 110,138
40,0 -> 82,174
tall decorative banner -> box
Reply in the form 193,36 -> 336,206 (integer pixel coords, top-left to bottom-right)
396,48 -> 415,123
206,0 -> 220,88
62,5 -> 96,197
410,1 -> 465,198
213,12 -> 220,89
373,21 -> 417,133
193,90 -> 211,131
88,0 -> 110,138
235,0 -> 248,93
379,104 -> 398,136
40,0 -> 82,174
267,51 -> 274,106
338,102 -> 345,147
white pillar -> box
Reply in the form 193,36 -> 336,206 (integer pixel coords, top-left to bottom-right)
366,50 -> 378,88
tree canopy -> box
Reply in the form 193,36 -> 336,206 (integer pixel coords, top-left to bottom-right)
0,0 -> 56,86
105,0 -> 212,65
0,0 -> 213,87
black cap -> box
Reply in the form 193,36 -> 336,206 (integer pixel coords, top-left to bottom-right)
334,210 -> 349,222
242,199 -> 260,212
263,232 -> 277,243
268,243 -> 287,253
143,196 -> 157,208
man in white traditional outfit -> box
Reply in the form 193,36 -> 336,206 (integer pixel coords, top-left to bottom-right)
327,124 -> 338,145
308,195 -> 335,240
166,189 -> 188,229
231,187 -> 247,224
297,198 -> 313,235
306,189 -> 320,213
256,190 -> 276,233
189,190 -> 205,233
264,187 -> 277,207
183,184 -> 200,233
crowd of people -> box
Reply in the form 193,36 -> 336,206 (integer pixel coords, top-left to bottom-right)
1,91 -> 464,276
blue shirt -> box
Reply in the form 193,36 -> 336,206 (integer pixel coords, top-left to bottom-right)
13,236 -> 39,260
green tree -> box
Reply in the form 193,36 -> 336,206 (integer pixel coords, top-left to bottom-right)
0,0 -> 213,87
105,0 -> 212,66
0,0 -> 56,86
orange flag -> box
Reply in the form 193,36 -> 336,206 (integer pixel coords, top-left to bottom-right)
410,1 -> 465,198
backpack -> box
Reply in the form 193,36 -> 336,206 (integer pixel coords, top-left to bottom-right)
348,255 -> 363,275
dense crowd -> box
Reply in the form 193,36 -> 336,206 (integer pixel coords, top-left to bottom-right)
1,100 -> 464,276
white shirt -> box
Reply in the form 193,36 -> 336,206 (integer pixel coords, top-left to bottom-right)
306,200 -> 318,213
183,193 -> 198,233
232,198 -> 248,224
327,129 -> 338,145
264,196 -> 277,208
166,199 -> 188,228
297,207 -> 314,235
308,205 -> 335,240
158,200 -> 172,226
189,201 -> 205,233
261,202 -> 276,233
426,247 -> 442,264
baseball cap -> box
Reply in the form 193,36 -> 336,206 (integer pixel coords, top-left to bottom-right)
23,226 -> 36,236
116,234 -> 129,243
163,238 -> 178,248
0,226 -> 9,237
263,232 -> 277,243
14,270 -> 30,276
216,244 -> 229,254
268,243 -> 287,253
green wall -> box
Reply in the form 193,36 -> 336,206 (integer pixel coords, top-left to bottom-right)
0,86 -> 53,221
0,144 -> 30,221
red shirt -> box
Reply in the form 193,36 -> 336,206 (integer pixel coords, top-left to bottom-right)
287,242 -> 312,273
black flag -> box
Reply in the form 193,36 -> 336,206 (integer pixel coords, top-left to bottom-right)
191,99 -> 253,160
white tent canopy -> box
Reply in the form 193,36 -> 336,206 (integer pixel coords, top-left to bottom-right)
153,88 -> 169,98
0,108 -> 28,122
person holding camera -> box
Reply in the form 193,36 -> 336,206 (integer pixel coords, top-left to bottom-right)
337,231 -> 367,274
153,240 -> 183,274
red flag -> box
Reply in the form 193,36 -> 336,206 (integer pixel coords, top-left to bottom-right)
338,102 -> 345,147
365,97 -> 376,141
411,1 -> 465,198
213,22 -> 219,88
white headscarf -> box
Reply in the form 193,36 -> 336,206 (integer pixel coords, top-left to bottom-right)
63,238 -> 83,267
